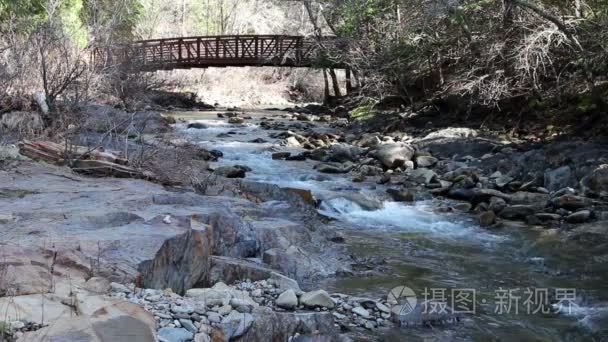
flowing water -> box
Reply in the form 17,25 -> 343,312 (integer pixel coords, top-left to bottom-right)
172,110 -> 608,341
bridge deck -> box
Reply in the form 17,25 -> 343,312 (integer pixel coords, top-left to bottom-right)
92,35 -> 330,71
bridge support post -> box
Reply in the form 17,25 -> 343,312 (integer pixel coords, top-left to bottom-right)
345,68 -> 353,94
323,68 -> 330,104
328,68 -> 341,97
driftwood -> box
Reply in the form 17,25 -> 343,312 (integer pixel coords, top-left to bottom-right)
17,140 -> 153,179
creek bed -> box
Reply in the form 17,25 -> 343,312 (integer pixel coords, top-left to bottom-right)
171,110 -> 608,341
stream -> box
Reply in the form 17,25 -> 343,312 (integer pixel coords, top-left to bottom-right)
172,110 -> 608,341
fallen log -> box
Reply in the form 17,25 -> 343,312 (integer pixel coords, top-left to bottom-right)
18,141 -> 128,165
17,140 -> 156,180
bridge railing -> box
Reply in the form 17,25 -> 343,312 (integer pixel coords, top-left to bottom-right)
92,35 -> 328,70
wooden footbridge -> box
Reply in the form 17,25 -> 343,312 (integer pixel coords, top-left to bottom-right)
92,35 -> 335,71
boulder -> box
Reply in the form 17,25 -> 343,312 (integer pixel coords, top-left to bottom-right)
352,306 -> 370,319
84,277 -> 111,293
373,143 -> 415,168
230,298 -> 255,313
551,194 -> 591,210
489,196 -> 507,213
138,219 -> 212,295
566,210 -> 592,223
453,203 -> 472,212
282,187 -> 315,205
300,290 -> 334,309
544,166 -> 576,192
326,144 -> 363,163
587,164 -> 608,196
358,165 -> 384,176
495,175 -> 514,188
535,213 -> 562,221
20,295 -> 156,342
415,155 -> 438,168
285,136 -> 301,147
356,134 -> 382,148
238,307 -> 336,341
158,327 -> 193,342
219,310 -> 254,340
499,205 -> 536,220
276,289 -> 298,310
185,282 -> 256,307
208,256 -> 301,292
510,192 -> 549,205
409,168 -> 437,184
443,167 -> 480,182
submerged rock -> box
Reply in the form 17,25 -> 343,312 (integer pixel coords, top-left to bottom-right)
213,165 -> 247,178
187,122 -> 207,129
228,117 -> 245,124
316,163 -> 351,174
478,211 -> 496,227
386,188 -> 415,202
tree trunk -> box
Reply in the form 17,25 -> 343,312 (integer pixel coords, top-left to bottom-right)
345,68 -> 353,93
323,68 -> 330,103
328,68 -> 341,97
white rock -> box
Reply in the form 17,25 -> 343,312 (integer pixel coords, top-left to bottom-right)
276,289 -> 298,310
375,302 -> 391,314
300,290 -> 334,309
352,306 -> 371,319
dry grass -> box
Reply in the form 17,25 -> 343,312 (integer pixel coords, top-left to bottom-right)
0,112 -> 44,138
515,24 -> 571,88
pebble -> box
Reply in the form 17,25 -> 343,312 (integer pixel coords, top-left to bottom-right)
108,278 -> 400,339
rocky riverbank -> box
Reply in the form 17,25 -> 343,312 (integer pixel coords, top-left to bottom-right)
1,103 -> 608,341
241,109 -> 608,246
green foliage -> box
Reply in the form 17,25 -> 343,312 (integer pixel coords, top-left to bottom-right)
0,0 -> 46,28
59,0 -> 86,46
577,94 -> 597,112
326,0 -> 395,37
190,0 -> 222,35
0,321 -> 8,334
82,0 -> 142,42
349,103 -> 377,121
